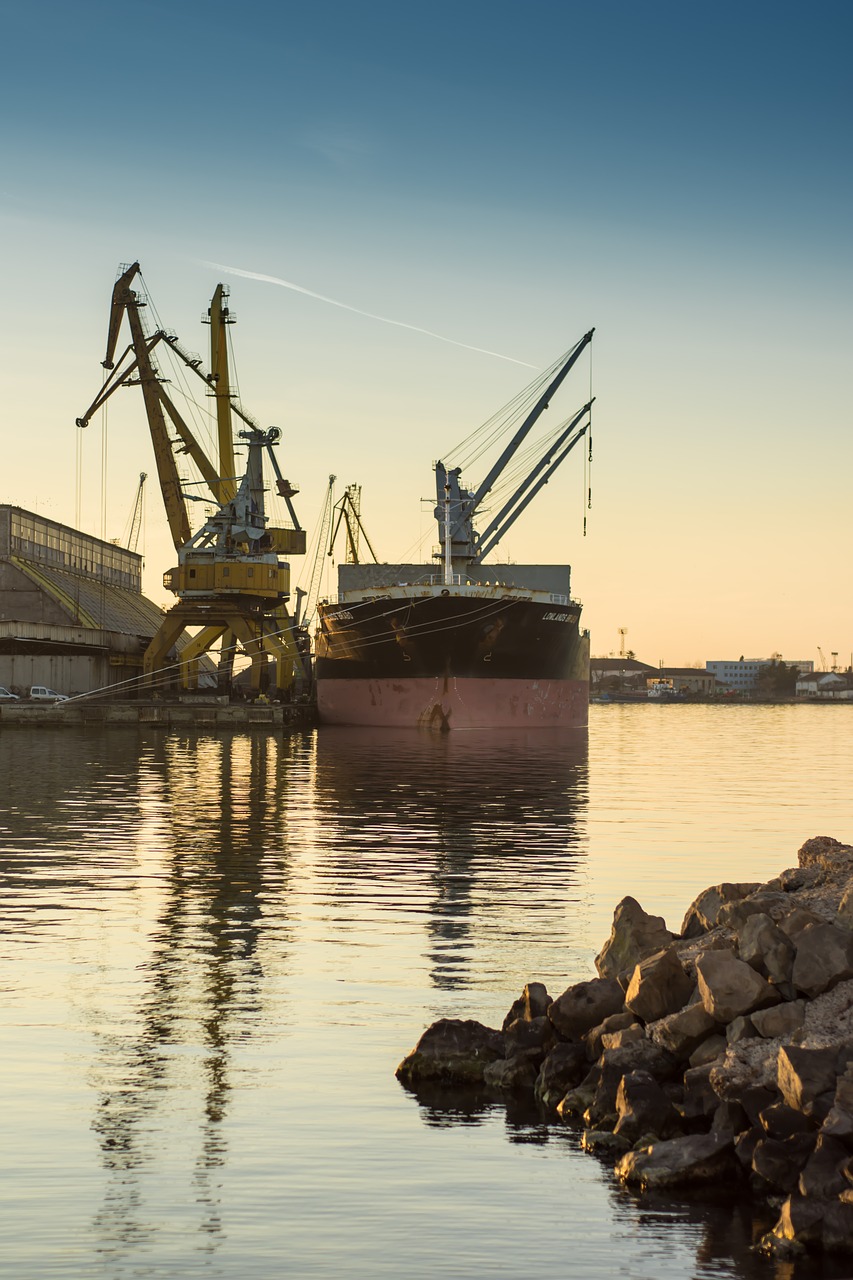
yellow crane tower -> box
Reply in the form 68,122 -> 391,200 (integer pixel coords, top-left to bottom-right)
77,263 -> 308,697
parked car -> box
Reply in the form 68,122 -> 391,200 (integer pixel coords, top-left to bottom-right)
0,687 -> 19,701
28,686 -> 69,703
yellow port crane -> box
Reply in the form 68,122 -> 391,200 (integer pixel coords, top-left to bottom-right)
77,263 -> 308,697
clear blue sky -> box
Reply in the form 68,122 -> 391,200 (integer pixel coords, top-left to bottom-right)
2,0 -> 851,663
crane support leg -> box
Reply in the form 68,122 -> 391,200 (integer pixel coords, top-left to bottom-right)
179,625 -> 228,689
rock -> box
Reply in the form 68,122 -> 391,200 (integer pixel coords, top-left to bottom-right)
778,906 -> 826,942
711,1099 -> 749,1135
798,1134 -> 850,1199
582,1042 -> 677,1128
681,1063 -> 719,1119
777,1044 -> 840,1116
533,1042 -> 589,1108
763,1194 -> 827,1251
600,1025 -> 645,1051
738,1085 -> 780,1126
792,923 -> 853,998
595,896 -> 674,980
750,1000 -> 806,1039
738,913 -> 795,985
768,866 -> 822,893
483,1054 -> 538,1091
615,1132 -> 735,1188
584,1012 -> 638,1060
625,947 -> 694,1023
752,1132 -> 816,1194
709,1041 -> 778,1100
696,948 -> 780,1022
821,1067 -> 853,1139
556,1085 -> 595,1119
548,978 -> 625,1038
726,1015 -> 757,1044
504,1015 -> 555,1061
647,1001 -> 717,1059
680,882 -> 761,938
837,884 -> 853,930
798,835 -> 853,874
718,892 -> 792,932
613,1070 -> 681,1143
396,1018 -> 504,1085
734,1126 -> 762,1170
820,1201 -> 853,1253
759,1102 -> 816,1140
502,981 -> 550,1030
688,1035 -> 727,1068
581,1129 -> 631,1156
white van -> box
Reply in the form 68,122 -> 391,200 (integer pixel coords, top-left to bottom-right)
29,686 -> 68,703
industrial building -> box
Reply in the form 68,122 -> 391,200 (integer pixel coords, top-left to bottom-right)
0,505 -> 174,698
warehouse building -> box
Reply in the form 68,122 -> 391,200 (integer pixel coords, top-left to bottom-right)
0,505 -> 173,698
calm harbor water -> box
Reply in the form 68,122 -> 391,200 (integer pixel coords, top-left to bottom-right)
2,705 -> 852,1279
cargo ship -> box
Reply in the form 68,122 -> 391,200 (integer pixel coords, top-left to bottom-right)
315,330 -> 594,730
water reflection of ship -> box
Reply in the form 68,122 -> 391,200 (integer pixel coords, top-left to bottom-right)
310,726 -> 590,991
90,732 -> 300,1260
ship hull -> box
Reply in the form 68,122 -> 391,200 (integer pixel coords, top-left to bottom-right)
316,674 -> 588,729
315,587 -> 589,730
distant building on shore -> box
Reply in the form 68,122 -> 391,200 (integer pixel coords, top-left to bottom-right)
706,657 -> 814,693
649,667 -> 716,696
590,657 -> 657,692
796,670 -> 853,699
0,505 -> 199,698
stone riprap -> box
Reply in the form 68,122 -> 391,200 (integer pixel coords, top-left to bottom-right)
396,836 -> 853,1260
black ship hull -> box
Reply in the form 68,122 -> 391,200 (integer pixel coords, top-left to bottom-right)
315,587 -> 589,730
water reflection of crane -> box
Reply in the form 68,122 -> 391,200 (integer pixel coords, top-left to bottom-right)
89,732 -> 298,1259
309,727 -> 590,991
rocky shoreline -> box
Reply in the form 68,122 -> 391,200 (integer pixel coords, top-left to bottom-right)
396,835 -> 853,1261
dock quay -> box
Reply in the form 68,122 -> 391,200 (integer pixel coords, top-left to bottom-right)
0,699 -> 317,730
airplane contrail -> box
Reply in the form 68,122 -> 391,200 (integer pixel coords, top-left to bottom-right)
200,260 -> 537,368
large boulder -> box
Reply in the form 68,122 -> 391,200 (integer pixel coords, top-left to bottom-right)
595,897 -> 674,979
752,1133 -> 816,1194
502,981 -> 551,1031
792,923 -> 853,998
647,1001 -> 717,1060
821,1066 -> 853,1140
798,835 -> 853,874
615,1132 -> 735,1189
798,1134 -> 850,1199
695,948 -> 779,1022
613,1069 -> 681,1142
548,978 -> 624,1038
718,892 -> 792,932
759,1101 -> 816,1140
503,1015 -> 555,1062
396,1018 -> 504,1085
738,913 -> 795,986
533,1042 -> 589,1108
680,882 -> 761,938
750,1000 -> 805,1039
584,1011 -> 638,1060
777,1044 -> 839,1116
761,1194 -> 827,1254
483,1054 -> 538,1091
625,947 -> 694,1023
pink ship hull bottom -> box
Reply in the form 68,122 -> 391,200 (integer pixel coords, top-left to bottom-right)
317,676 -> 589,730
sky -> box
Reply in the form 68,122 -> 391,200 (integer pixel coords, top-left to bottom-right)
1,0 -> 851,666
